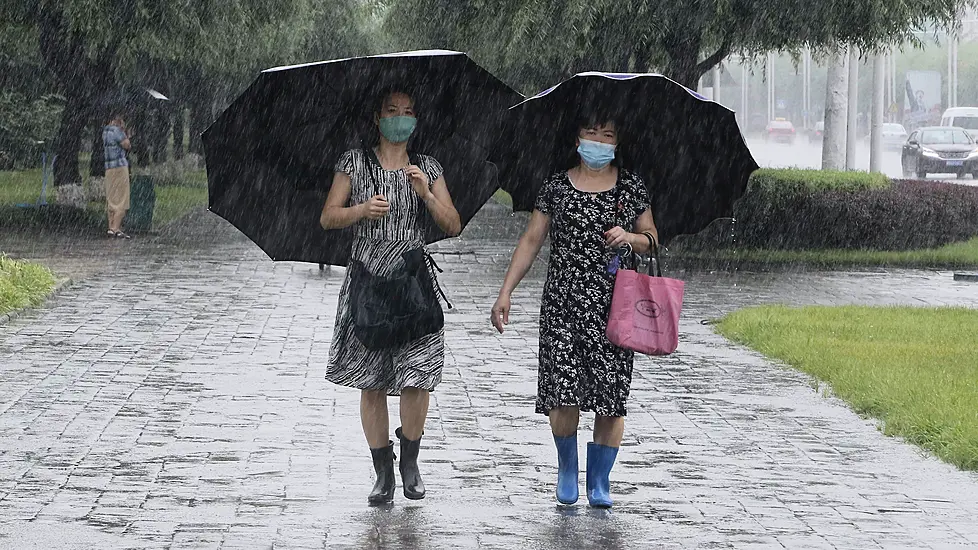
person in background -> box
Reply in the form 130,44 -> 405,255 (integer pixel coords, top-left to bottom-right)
103,113 -> 133,239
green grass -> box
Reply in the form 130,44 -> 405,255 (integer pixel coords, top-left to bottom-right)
154,184 -> 207,226
0,255 -> 57,316
492,188 -> 513,207
717,305 -> 978,470
0,168 -> 49,205
1,167 -> 208,230
687,238 -> 978,269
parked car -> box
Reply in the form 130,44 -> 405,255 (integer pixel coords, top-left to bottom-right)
940,107 -> 978,141
901,126 -> 978,179
765,118 -> 796,144
881,123 -> 909,150
808,121 -> 824,144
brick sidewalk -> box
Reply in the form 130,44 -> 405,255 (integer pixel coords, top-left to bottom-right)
0,207 -> 977,549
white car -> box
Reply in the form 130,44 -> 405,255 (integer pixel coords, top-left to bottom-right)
882,123 -> 908,150
941,107 -> 978,141
863,123 -> 908,150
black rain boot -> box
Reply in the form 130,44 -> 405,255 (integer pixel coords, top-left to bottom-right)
367,441 -> 396,505
396,427 -> 426,500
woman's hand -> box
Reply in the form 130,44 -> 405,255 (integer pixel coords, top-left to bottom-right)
490,293 -> 511,333
404,165 -> 432,200
361,194 -> 390,220
603,226 -> 634,249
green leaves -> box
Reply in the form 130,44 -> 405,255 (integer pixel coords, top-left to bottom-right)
380,0 -> 972,91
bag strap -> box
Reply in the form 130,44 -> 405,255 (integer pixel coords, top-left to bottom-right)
362,147 -> 451,308
363,148 -> 423,194
641,231 -> 662,277
362,147 -> 380,196
424,252 -> 453,310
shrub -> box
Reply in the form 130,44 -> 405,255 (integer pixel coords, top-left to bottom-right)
748,168 -> 890,193
733,170 -> 978,250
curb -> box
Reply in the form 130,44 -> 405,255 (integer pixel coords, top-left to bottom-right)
0,277 -> 73,326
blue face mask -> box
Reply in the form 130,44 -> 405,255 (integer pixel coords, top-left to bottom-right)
577,138 -> 616,170
379,115 -> 417,143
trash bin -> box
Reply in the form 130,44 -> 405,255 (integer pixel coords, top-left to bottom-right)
124,175 -> 156,231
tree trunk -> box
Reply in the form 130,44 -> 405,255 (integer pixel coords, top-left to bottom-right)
822,52 -> 848,171
52,89 -> 88,188
89,131 -> 104,178
665,41 -> 704,90
173,104 -> 185,160
189,96 -> 210,155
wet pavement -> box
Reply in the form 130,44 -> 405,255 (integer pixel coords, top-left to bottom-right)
1,204 -> 978,549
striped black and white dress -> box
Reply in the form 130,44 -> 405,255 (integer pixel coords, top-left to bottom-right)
326,149 -> 445,395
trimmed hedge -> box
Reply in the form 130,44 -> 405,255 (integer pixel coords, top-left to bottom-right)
734,170 -> 978,250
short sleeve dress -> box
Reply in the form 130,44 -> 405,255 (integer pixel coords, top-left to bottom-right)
326,149 -> 446,395
534,168 -> 651,417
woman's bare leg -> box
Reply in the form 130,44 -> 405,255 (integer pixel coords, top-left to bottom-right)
360,389 -> 390,448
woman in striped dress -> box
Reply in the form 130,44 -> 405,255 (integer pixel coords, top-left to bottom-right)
320,91 -> 461,505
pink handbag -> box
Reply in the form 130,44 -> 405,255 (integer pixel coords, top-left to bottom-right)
606,234 -> 684,355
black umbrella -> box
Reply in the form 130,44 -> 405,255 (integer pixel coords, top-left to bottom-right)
494,72 -> 758,245
203,50 -> 523,265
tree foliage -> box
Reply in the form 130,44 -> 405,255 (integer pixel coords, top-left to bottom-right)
382,0 -> 974,93
0,0 -> 377,186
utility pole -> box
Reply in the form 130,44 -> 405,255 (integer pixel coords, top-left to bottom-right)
802,49 -> 811,128
870,54 -> 885,173
741,58 -> 750,129
846,46 -> 859,170
767,52 -> 776,122
949,37 -> 958,108
714,64 -> 722,105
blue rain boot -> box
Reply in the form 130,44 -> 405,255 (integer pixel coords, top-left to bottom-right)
586,442 -> 619,508
553,434 -> 579,504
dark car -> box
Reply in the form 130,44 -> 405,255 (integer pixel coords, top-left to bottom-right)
808,121 -> 824,144
901,126 -> 978,179
765,118 -> 796,145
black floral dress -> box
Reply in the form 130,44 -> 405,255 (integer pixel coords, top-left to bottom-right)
534,169 -> 650,417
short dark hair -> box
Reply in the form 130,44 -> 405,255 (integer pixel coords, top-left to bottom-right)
375,89 -> 415,116
559,109 -> 627,169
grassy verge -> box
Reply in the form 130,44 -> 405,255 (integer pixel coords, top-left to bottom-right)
717,305 -> 978,470
683,237 -> 978,269
1,167 -> 208,230
492,188 -> 513,207
0,168 -> 49,205
154,184 -> 207,226
0,256 -> 57,316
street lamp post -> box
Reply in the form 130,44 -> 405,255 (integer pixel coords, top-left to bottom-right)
846,46 -> 859,170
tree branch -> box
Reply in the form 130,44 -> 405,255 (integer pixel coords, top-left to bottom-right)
695,40 -> 731,75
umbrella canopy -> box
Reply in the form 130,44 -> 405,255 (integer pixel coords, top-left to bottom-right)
203,50 -> 523,265
494,72 -> 758,245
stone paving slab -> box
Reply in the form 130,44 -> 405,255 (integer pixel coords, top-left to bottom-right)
0,208 -> 977,549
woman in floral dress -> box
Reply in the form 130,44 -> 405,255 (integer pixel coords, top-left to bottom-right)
491,112 -> 658,508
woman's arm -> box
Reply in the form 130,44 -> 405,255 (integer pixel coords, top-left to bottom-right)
491,210 -> 550,333
422,175 -> 462,236
320,171 -> 390,229
603,208 -> 658,253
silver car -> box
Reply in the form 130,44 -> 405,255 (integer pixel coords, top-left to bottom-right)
864,123 -> 908,150
882,123 -> 909,150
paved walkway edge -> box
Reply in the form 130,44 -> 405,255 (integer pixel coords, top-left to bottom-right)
0,277 -> 72,326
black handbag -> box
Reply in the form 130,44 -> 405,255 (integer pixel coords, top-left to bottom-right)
348,149 -> 450,350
